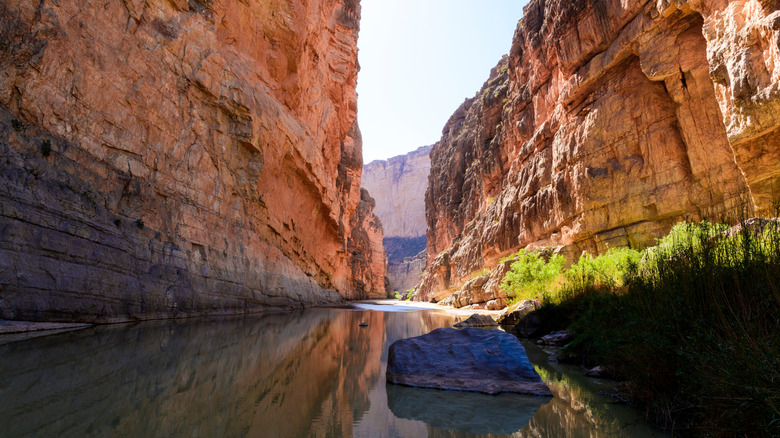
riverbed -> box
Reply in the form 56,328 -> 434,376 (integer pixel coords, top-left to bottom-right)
0,302 -> 665,437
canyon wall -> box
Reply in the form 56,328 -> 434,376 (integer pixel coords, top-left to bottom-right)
0,0 -> 386,323
362,145 -> 432,239
362,145 -> 432,291
417,0 -> 780,303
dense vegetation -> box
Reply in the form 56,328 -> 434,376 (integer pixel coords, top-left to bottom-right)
501,218 -> 780,436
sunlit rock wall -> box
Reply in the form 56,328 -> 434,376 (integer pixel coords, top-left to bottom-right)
417,0 -> 780,302
0,0 -> 385,322
362,145 -> 432,239
362,145 -> 432,291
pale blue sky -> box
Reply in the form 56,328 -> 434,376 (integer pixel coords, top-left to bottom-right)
357,0 -> 529,163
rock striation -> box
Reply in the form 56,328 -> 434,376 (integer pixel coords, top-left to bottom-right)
0,0 -> 385,322
417,0 -> 780,302
362,145 -> 432,291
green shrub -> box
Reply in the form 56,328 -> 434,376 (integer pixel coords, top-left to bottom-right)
563,246 -> 641,292
538,218 -> 780,435
500,250 -> 564,302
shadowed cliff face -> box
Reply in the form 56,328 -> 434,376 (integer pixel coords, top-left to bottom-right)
417,0 -> 780,302
0,0 -> 385,321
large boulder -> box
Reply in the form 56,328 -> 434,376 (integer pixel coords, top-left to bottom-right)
386,328 -> 551,395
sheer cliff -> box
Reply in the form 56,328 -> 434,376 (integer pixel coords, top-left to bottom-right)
362,145 -> 432,291
0,0 -> 386,322
417,0 -> 780,302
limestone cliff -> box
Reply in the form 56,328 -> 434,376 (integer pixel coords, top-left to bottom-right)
362,145 -> 432,238
0,0 -> 385,322
417,0 -> 780,303
362,145 -> 432,291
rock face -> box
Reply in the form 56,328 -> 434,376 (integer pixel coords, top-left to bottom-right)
347,189 -> 389,298
418,0 -> 780,302
386,327 -> 552,396
362,145 -> 432,239
387,250 -> 426,295
362,145 -> 432,291
0,0 -> 385,322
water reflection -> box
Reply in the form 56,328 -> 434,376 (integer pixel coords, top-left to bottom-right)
387,385 -> 546,434
0,305 -> 664,437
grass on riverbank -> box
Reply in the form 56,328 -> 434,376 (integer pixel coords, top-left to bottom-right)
502,218 -> 780,435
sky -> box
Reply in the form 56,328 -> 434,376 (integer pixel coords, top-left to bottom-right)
357,0 -> 529,164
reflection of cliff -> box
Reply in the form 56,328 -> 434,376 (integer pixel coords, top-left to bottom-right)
0,310 -> 387,437
517,343 -> 663,438
0,306 -> 661,437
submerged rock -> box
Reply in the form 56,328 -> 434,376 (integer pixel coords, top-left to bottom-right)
538,331 -> 574,346
585,365 -> 614,378
453,314 -> 498,328
386,328 -> 551,395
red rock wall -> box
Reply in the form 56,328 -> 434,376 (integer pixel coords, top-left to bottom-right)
0,0 -> 385,322
418,0 -> 780,301
347,189 -> 389,299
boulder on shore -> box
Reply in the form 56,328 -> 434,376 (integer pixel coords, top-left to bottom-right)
386,328 -> 552,396
497,300 -> 538,325
453,314 -> 498,328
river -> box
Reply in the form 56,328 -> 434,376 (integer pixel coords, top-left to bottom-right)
0,302 -> 665,437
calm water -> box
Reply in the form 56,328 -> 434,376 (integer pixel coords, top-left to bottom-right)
0,303 -> 665,437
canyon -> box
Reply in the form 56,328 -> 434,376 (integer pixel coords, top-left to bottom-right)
1,0 -> 778,318
416,0 -> 780,304
362,145 -> 431,292
0,0 -> 386,323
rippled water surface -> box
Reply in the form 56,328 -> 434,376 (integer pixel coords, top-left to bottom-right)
0,302 -> 665,437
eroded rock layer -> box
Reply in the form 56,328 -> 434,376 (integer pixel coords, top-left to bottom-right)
0,0 -> 385,322
418,0 -> 780,302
